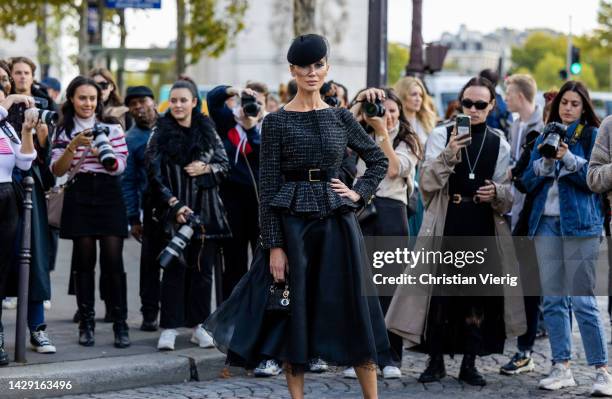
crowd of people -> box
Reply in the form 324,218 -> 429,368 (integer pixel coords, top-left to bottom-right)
1,32 -> 612,399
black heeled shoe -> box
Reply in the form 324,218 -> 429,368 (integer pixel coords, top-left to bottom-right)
418,354 -> 446,383
459,354 -> 487,386
113,321 -> 131,348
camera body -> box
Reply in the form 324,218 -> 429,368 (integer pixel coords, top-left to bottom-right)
16,97 -> 58,126
241,94 -> 261,118
363,99 -> 386,118
158,213 -> 202,269
320,82 -> 340,107
90,123 -> 117,170
539,122 -> 567,159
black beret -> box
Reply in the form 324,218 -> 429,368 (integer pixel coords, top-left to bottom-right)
287,34 -> 328,67
124,85 -> 155,106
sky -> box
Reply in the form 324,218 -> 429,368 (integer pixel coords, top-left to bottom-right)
116,0 -> 603,48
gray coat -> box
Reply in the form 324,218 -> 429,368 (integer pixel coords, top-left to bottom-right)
509,105 -> 544,230
587,116 -> 612,202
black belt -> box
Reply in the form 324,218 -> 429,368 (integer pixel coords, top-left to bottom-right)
450,193 -> 481,204
283,168 -> 336,182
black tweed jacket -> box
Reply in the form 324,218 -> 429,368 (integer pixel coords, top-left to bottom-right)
260,107 -> 388,249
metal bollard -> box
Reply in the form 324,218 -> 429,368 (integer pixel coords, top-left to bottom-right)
15,176 -> 34,363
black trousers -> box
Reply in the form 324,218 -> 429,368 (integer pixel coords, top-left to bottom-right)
360,196 -> 408,367
139,205 -> 163,318
160,240 -> 218,329
0,183 -> 18,310
220,182 -> 259,301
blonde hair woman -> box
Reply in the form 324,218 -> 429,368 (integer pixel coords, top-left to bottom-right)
394,77 -> 437,146
394,76 -> 437,237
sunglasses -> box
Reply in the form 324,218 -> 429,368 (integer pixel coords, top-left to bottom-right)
461,99 -> 490,110
96,81 -> 110,90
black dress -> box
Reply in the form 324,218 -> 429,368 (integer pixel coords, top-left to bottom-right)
204,107 -> 391,370
424,123 -> 506,356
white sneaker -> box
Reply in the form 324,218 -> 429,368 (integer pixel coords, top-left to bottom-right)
2,297 -> 17,309
308,358 -> 329,373
343,367 -> 357,379
539,363 -> 577,390
592,368 -> 612,397
382,365 -> 402,379
30,324 -> 56,354
43,300 -> 51,310
254,359 -> 282,377
157,329 -> 179,350
190,324 -> 214,348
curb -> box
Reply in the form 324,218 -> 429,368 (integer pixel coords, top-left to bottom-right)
0,348 -> 234,398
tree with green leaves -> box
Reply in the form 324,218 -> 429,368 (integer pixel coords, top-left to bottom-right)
176,0 -> 248,75
387,42 -> 409,86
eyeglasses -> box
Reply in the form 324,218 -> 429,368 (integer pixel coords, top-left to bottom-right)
292,62 -> 327,76
461,99 -> 490,110
96,81 -> 110,90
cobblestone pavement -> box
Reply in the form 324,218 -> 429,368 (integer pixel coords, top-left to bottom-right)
60,303 -> 612,399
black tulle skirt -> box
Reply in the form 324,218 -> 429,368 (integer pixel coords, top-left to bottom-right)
204,211 -> 390,370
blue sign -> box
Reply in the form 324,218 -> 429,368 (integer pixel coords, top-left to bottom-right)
106,0 -> 161,9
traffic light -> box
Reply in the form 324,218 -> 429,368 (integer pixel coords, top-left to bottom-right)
570,46 -> 581,75
559,69 -> 568,80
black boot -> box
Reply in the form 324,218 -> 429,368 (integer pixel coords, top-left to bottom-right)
78,310 -> 95,346
459,354 -> 486,386
0,330 -> 8,366
72,309 -> 80,323
418,354 -> 446,383
110,272 -> 130,348
103,300 -> 113,323
113,321 -> 131,348
76,271 -> 96,346
140,309 -> 158,332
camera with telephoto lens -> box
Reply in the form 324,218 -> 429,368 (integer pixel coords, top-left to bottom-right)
33,97 -> 58,125
320,82 -> 340,107
363,98 -> 386,118
241,93 -> 261,117
538,122 -> 568,159
158,213 -> 201,269
90,123 -> 117,170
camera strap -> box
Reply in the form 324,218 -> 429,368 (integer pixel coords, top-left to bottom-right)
568,124 -> 585,146
0,120 -> 19,145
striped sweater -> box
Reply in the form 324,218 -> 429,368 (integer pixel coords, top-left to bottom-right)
0,105 -> 37,182
587,116 -> 612,202
51,115 -> 128,176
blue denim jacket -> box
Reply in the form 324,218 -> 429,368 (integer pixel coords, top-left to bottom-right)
121,124 -> 152,225
521,121 -> 602,237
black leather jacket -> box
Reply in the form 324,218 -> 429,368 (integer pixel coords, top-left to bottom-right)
145,112 -> 231,239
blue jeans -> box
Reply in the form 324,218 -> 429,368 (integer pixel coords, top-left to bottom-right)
534,216 -> 608,366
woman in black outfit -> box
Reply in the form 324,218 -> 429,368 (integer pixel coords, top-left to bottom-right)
145,80 -> 231,351
205,34 -> 390,399
51,76 -> 130,348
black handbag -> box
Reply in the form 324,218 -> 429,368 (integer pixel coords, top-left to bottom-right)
357,200 -> 377,224
266,281 -> 290,314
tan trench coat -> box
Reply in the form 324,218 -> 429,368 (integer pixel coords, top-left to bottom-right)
385,134 -> 527,348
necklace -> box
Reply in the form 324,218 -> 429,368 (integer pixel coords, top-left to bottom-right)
463,128 -> 488,180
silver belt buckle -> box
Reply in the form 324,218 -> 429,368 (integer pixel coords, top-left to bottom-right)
308,168 -> 321,182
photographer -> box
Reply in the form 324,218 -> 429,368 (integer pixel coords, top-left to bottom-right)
0,96 -> 42,365
206,83 -> 265,301
121,86 -> 161,331
499,74 -> 544,376
51,76 -> 130,349
347,87 -> 421,380
4,57 -> 55,315
521,81 -> 611,395
146,80 -> 230,351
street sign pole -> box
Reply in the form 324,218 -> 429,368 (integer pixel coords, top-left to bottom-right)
366,0 -> 388,87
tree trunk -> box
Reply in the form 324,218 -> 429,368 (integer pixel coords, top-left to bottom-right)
176,0 -> 186,76
36,4 -> 50,79
293,0 -> 316,36
117,9 -> 127,93
405,0 -> 424,76
78,1 -> 89,74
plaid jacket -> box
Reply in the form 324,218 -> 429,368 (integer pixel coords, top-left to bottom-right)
260,107 -> 388,249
